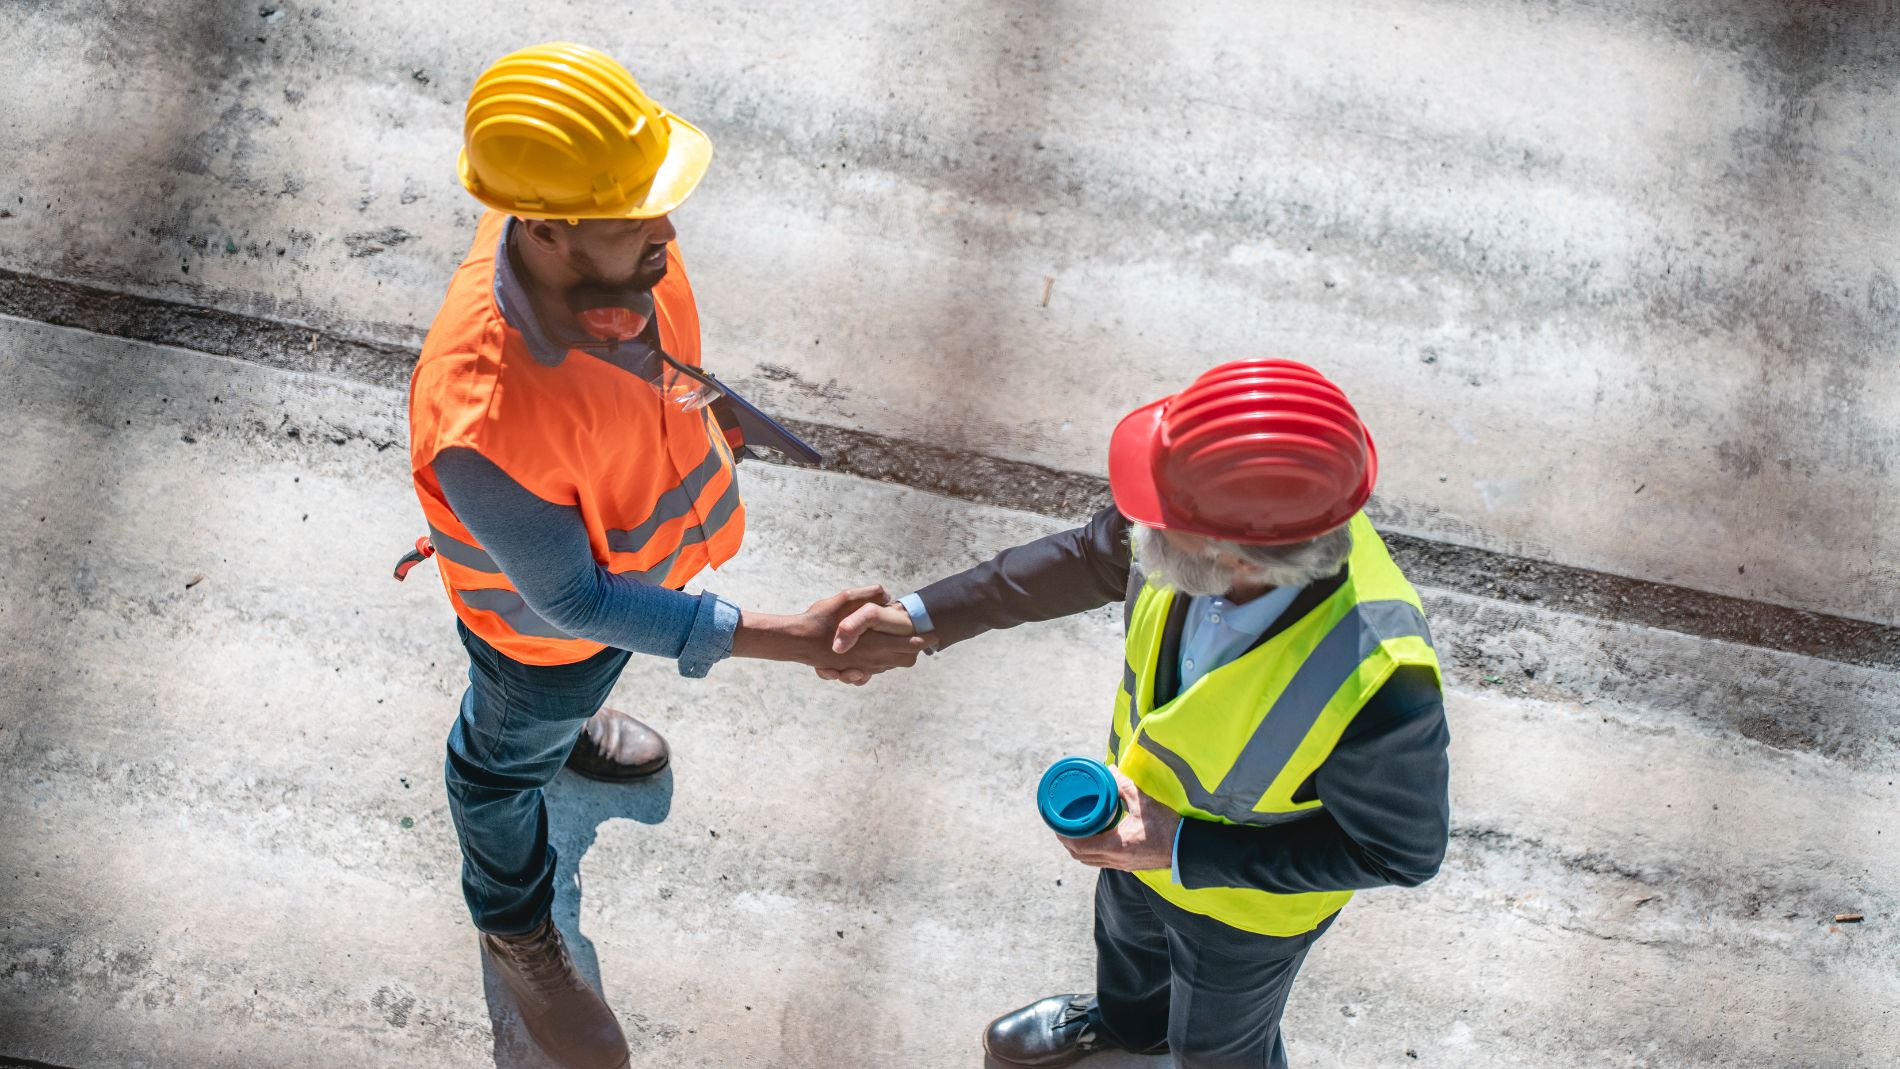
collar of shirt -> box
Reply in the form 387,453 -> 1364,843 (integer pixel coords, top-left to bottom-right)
1178,583 -> 1305,691
491,217 -> 573,368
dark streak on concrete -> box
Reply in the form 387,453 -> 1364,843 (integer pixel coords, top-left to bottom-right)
5,266 -> 1898,673
1384,530 -> 1900,672
343,226 -> 417,258
0,1058 -> 83,1069
0,267 -> 417,389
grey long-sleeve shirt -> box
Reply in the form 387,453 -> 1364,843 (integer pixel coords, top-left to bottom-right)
433,447 -> 741,677
908,506 -> 1452,897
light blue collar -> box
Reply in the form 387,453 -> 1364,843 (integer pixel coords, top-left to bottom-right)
1204,584 -> 1302,637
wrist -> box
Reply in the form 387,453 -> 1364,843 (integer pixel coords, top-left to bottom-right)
676,593 -> 742,678
731,610 -> 808,663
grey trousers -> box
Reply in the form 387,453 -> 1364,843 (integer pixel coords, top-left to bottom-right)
1093,870 -> 1330,1069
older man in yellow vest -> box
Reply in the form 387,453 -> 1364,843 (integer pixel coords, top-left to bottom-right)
836,361 -> 1451,1069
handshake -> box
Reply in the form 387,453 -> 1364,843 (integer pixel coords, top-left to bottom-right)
730,585 -> 934,687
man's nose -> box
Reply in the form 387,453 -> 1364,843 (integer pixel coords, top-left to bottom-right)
647,214 -> 677,245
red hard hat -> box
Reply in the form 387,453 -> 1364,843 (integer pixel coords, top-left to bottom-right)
1108,360 -> 1377,545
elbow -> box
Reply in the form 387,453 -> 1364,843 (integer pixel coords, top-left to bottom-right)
517,583 -> 601,641
1385,859 -> 1441,889
1384,841 -> 1447,889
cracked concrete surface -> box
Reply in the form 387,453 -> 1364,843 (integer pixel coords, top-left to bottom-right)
4,2 -> 1899,1066
2,0 -> 1897,625
3,318 -> 1896,1067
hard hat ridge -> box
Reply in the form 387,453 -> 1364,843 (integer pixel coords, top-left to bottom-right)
1110,360 -> 1377,545
458,42 -> 712,220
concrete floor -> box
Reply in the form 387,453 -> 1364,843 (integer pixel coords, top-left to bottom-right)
3,316 -> 1895,1068
4,0 -> 1899,625
4,4 -> 1899,1065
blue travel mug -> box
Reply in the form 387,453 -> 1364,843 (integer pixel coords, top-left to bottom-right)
1037,757 -> 1125,838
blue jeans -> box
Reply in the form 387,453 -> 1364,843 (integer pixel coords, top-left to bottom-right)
444,620 -> 631,934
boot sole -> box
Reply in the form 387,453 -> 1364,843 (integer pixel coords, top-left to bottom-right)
565,750 -> 669,783
981,1036 -> 1088,1069
981,1036 -> 1169,1068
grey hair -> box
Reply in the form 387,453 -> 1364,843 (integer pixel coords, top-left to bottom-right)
1223,524 -> 1354,588
1131,522 -> 1353,597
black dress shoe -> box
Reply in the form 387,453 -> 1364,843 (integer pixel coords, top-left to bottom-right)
983,993 -> 1166,1068
565,707 -> 669,782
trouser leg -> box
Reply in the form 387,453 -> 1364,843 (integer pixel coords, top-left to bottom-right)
443,621 -> 631,934
1092,869 -> 1172,1053
1164,922 -> 1318,1069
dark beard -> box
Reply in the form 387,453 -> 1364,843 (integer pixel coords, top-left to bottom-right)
570,246 -> 667,292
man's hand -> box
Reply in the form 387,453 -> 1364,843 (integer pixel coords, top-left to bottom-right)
731,586 -> 930,685
821,599 -> 938,686
1059,768 -> 1181,873
831,601 -> 921,653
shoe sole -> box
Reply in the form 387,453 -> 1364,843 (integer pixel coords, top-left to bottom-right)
564,752 -> 669,783
981,1037 -> 1086,1069
981,1035 -> 1169,1068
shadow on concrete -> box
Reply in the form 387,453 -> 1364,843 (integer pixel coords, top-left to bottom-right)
480,766 -> 674,1069
1088,1054 -> 1170,1068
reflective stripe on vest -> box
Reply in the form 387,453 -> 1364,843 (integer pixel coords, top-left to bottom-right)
616,476 -> 742,583
429,523 -> 501,573
430,454 -> 738,589
457,587 -> 571,639
1109,664 -> 1132,767
605,447 -> 728,555
1110,660 -> 1140,762
1131,599 -> 1432,826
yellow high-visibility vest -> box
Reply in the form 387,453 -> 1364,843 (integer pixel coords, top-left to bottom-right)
1110,513 -> 1441,936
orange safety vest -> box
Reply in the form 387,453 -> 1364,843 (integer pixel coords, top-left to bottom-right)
407,211 -> 745,665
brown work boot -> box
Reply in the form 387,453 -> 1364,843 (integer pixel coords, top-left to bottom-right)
482,918 -> 629,1069
565,706 -> 669,782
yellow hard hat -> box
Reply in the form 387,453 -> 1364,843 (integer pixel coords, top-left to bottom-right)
457,42 -> 712,220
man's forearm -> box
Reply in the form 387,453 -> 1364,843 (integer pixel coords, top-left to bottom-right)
1175,810 -> 1430,893
731,608 -> 827,662
909,504 -> 1132,649
434,447 -> 736,675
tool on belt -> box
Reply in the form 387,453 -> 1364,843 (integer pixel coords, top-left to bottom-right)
392,536 -> 435,582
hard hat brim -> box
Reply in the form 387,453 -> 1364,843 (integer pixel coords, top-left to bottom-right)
1107,396 -> 1175,533
457,111 -> 713,221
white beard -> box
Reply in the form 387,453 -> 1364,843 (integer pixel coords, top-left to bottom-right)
1131,525 -> 1237,597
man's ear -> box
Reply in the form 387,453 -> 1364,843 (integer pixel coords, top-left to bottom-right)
518,218 -> 563,253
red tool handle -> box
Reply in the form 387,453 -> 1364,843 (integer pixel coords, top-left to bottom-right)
392,536 -> 435,581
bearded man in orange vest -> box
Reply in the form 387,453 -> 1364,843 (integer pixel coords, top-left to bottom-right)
407,43 -> 924,1068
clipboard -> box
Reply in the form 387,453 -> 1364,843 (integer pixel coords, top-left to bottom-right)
566,322 -> 826,467
664,359 -> 825,466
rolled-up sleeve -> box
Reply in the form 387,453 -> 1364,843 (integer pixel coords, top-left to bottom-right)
677,591 -> 741,678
